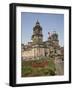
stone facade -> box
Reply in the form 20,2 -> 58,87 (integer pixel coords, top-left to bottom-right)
21,20 -> 64,61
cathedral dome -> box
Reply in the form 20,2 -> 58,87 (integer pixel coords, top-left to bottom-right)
33,20 -> 42,31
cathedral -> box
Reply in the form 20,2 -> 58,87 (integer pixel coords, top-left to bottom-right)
21,20 -> 64,61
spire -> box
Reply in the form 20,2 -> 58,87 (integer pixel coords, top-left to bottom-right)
36,19 -> 40,25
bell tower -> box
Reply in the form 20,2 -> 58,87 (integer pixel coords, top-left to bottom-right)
51,31 -> 59,47
32,20 -> 43,44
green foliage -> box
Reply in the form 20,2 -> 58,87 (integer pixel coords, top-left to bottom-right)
22,67 -> 32,76
21,58 -> 56,77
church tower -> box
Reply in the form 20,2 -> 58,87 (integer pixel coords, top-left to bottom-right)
32,20 -> 43,45
51,31 -> 59,47
48,31 -> 59,47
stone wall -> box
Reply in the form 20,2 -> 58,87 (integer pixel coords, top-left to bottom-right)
22,47 -> 45,60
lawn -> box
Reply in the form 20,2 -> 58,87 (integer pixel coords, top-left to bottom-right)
21,57 -> 56,77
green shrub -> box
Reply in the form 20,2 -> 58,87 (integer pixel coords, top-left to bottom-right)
21,58 -> 56,77
49,69 -> 55,75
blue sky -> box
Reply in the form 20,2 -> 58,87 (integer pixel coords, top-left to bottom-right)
21,12 -> 64,46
